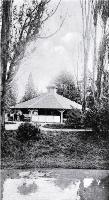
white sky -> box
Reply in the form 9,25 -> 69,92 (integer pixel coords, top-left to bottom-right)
14,0 -> 103,100
15,0 -> 84,100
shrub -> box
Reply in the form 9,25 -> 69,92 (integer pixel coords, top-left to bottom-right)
1,130 -> 20,157
84,101 -> 109,133
65,108 -> 82,128
16,122 -> 41,142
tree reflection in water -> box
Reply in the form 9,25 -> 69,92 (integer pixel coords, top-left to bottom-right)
79,176 -> 109,200
2,170 -> 109,200
18,181 -> 38,195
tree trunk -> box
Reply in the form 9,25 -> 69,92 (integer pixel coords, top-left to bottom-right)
96,34 -> 107,102
92,25 -> 97,99
99,23 -> 107,100
1,0 -> 12,130
82,47 -> 88,112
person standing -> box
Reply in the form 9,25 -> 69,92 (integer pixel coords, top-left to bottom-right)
7,113 -> 10,121
14,112 -> 17,121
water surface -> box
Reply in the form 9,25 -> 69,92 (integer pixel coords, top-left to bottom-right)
1,169 -> 109,200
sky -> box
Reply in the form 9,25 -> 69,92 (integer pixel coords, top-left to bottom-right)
14,0 -> 90,100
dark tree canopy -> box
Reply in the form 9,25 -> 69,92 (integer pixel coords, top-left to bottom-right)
54,71 -> 81,104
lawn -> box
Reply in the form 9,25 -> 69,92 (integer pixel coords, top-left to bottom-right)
1,129 -> 109,169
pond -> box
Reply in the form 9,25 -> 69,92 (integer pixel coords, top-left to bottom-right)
1,169 -> 109,200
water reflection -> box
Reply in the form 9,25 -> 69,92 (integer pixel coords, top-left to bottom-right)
2,169 -> 109,200
83,178 -> 94,188
79,176 -> 109,200
18,181 -> 38,195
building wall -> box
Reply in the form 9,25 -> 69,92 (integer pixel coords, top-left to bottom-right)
32,115 -> 60,123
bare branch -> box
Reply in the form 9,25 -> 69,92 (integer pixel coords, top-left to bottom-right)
38,10 -> 67,39
6,0 -> 63,84
42,0 -> 61,23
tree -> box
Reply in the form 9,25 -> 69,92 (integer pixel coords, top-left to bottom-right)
96,34 -> 109,101
80,0 -> 93,111
5,81 -> 18,111
1,0 -> 12,129
54,71 -> 81,103
102,69 -> 109,99
80,0 -> 109,108
91,0 -> 97,99
91,0 -> 109,101
83,101 -> 109,132
86,86 -> 95,109
1,0 -> 63,129
21,73 -> 38,102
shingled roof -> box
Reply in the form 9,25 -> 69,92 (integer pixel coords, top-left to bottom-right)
13,92 -> 82,110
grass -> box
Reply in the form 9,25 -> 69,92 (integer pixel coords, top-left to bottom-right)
1,129 -> 109,169
43,123 -> 83,129
43,123 -> 71,129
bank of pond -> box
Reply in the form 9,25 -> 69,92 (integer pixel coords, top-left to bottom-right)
1,123 -> 109,169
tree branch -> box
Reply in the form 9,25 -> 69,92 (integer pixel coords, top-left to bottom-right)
42,0 -> 61,24
38,10 -> 67,39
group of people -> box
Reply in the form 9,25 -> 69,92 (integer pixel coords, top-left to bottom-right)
7,111 -> 25,121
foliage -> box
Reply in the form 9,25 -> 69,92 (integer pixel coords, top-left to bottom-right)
83,100 -> 109,132
93,0 -> 109,27
102,69 -> 109,99
96,34 -> 109,100
2,0 -> 63,85
1,0 -> 62,129
92,0 -> 109,100
4,81 -> 18,111
1,129 -> 109,169
21,73 -> 38,102
1,130 -> 19,157
6,0 -> 59,83
16,122 -> 41,142
86,86 -> 95,109
65,108 -> 82,129
1,0 -> 12,129
85,70 -> 109,132
54,71 -> 81,103
80,0 -> 109,110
